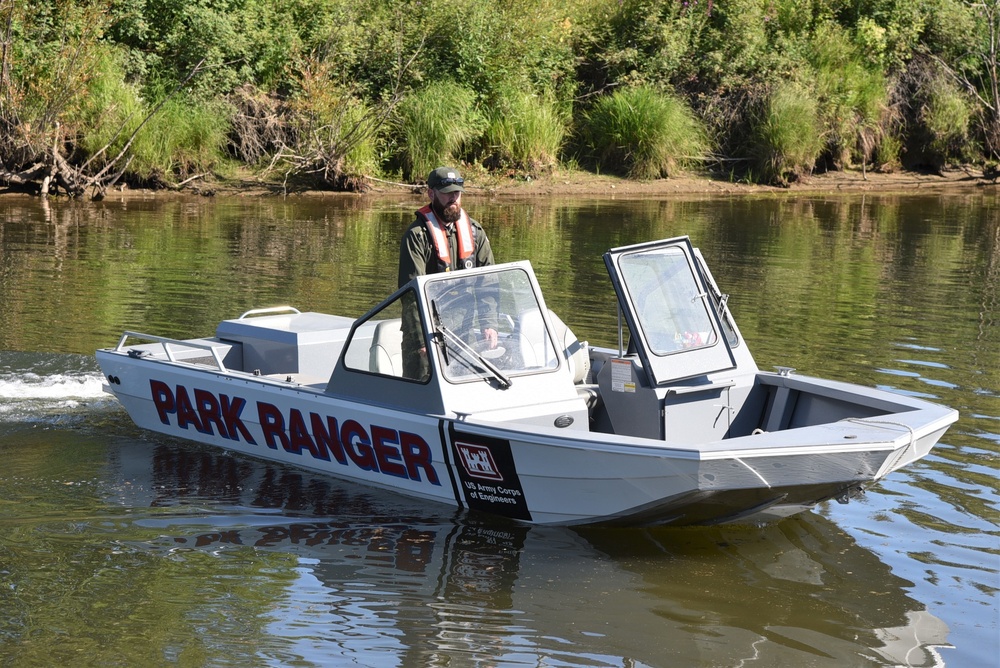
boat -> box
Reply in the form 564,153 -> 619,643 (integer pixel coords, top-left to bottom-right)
95,236 -> 959,527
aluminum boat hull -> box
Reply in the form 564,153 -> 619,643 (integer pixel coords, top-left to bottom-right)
96,237 -> 958,526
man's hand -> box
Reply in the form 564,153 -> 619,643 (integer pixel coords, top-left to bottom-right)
482,328 -> 498,349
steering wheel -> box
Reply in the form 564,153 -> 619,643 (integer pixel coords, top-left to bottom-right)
472,338 -> 506,359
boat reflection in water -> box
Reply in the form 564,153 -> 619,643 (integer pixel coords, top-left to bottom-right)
113,441 -> 951,667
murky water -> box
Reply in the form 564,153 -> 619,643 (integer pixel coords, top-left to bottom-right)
0,190 -> 996,666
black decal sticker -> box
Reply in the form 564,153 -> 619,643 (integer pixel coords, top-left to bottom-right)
450,426 -> 531,521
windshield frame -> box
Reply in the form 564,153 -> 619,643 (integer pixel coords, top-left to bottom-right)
422,264 -> 561,386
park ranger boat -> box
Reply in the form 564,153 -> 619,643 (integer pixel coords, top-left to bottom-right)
95,236 -> 958,526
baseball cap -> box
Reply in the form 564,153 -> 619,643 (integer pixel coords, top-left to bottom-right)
427,167 -> 465,193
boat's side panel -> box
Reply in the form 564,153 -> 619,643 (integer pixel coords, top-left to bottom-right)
96,350 -> 958,528
97,350 -> 461,507
444,414 -> 954,526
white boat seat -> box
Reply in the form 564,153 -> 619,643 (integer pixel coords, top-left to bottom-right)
554,312 -> 591,384
369,318 -> 403,377
519,309 -> 590,384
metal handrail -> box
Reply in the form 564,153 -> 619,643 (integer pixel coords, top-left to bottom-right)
114,331 -> 229,372
237,305 -> 301,319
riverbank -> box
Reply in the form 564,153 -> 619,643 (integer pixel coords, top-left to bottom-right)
467,165 -> 996,198
3,165 -> 995,201
183,165 -> 998,200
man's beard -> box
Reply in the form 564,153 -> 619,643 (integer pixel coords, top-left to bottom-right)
432,198 -> 462,223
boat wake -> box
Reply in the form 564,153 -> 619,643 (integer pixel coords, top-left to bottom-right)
0,352 -> 116,423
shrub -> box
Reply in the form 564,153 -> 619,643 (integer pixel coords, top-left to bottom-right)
808,22 -> 889,170
396,81 -> 483,182
896,58 -> 978,170
748,83 -> 824,185
128,96 -> 231,181
2,2 -> 112,165
280,60 -> 381,189
483,91 -> 567,175
416,0 -> 578,106
581,85 -> 708,179
922,78 -> 975,164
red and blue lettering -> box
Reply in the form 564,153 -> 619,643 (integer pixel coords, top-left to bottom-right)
150,382 -> 440,486
151,380 -> 256,444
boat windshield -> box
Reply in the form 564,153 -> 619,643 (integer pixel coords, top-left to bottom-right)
618,246 -> 719,355
425,267 -> 559,384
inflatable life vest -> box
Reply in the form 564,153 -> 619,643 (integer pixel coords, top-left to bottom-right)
417,205 -> 476,271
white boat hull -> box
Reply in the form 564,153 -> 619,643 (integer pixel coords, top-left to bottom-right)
96,238 -> 958,527
97,352 -> 955,527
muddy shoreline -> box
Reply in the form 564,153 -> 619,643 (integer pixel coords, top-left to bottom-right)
3,166 -> 995,202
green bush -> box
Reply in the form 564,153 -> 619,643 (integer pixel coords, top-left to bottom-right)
748,83 -> 824,185
922,76 -> 975,165
808,22 -> 889,169
483,91 -> 567,175
76,46 -> 145,160
129,96 -> 231,180
3,3 -> 112,151
283,60 -> 381,187
581,86 -> 708,179
895,58 -> 979,170
416,0 -> 578,105
396,81 -> 483,182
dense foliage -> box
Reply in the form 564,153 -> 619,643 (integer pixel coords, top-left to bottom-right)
0,0 -> 997,194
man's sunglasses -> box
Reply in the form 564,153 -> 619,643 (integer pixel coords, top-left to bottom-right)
437,177 -> 464,186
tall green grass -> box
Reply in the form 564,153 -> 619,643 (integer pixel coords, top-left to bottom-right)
581,86 -> 708,179
396,81 -> 483,182
748,83 -> 824,185
483,91 -> 566,175
808,22 -> 889,169
77,47 -> 228,182
130,97 -> 230,179
922,77 -> 974,164
77,46 -> 145,157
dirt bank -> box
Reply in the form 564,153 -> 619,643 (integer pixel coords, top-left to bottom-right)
208,165 -> 996,201
4,165 -> 995,201
473,166 -> 994,198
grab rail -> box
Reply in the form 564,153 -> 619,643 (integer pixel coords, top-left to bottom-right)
237,306 -> 301,319
114,331 -> 230,372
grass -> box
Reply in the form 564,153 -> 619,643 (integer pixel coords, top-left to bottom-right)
396,81 -> 483,182
748,82 -> 824,185
483,90 -> 567,175
130,97 -> 230,180
581,86 -> 708,179
76,47 -> 228,182
809,22 -> 889,169
922,77 -> 974,164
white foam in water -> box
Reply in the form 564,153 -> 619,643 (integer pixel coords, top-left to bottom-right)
0,371 -> 106,400
0,371 -> 111,417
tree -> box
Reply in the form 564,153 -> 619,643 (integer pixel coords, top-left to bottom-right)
931,0 -> 1000,157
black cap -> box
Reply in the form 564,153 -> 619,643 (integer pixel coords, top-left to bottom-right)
427,167 -> 465,193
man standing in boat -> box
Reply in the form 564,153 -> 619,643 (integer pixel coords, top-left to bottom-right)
398,166 -> 498,380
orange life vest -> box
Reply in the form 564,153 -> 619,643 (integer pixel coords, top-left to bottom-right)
417,205 -> 476,271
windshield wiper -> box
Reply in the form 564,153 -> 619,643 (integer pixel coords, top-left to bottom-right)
431,300 -> 512,389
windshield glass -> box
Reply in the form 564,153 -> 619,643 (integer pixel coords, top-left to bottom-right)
425,268 -> 559,383
618,247 -> 719,355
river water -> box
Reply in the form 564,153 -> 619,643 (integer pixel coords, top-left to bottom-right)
0,189 -> 996,667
